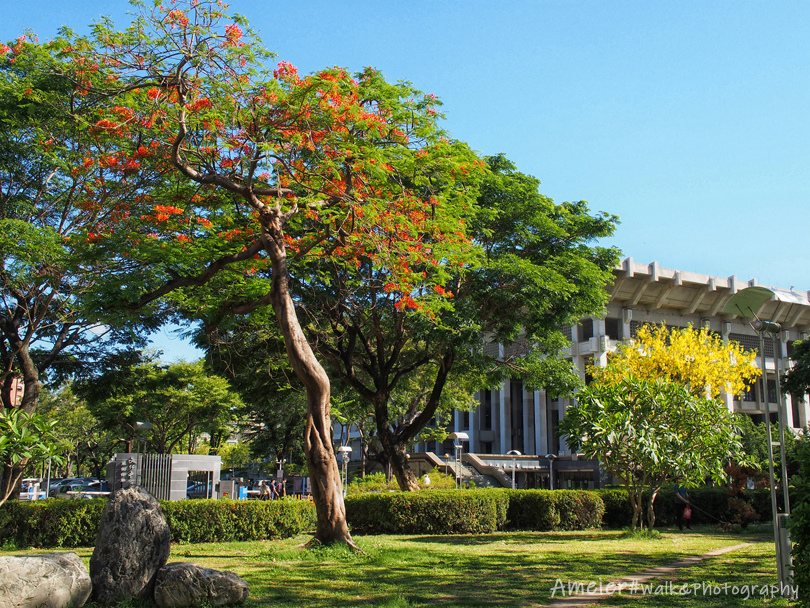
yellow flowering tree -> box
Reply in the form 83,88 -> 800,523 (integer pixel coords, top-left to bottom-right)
562,324 -> 760,530
593,324 -> 760,399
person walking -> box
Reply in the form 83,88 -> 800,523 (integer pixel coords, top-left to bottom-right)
258,480 -> 271,501
674,480 -> 692,530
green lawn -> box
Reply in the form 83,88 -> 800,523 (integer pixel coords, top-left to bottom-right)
4,525 -> 795,607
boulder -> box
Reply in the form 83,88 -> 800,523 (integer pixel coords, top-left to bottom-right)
154,562 -> 249,607
90,486 -> 171,605
0,552 -> 92,608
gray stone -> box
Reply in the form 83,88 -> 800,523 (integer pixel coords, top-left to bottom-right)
154,562 -> 249,607
90,486 -> 171,605
0,552 -> 92,608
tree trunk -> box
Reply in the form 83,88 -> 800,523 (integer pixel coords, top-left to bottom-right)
264,226 -> 352,545
380,431 -> 420,492
646,487 -> 660,530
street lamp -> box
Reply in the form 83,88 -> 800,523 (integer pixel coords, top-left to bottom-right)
443,453 -> 451,479
507,450 -> 522,490
544,454 -> 558,490
724,286 -> 794,592
337,446 -> 352,497
448,432 -> 469,489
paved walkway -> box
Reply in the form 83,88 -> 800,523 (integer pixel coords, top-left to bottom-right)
543,542 -> 752,607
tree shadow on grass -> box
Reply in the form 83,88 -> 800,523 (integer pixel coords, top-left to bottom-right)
403,530 -> 617,545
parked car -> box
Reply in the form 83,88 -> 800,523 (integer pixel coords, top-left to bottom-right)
50,479 -> 108,499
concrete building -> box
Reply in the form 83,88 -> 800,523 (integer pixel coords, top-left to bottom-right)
409,259 -> 810,488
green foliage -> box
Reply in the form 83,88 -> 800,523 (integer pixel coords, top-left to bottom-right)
75,356 -> 242,454
504,489 -> 604,531
162,499 -> 316,544
0,497 -> 316,548
789,435 -> 810,606
595,486 -> 772,529
345,490 -> 507,535
783,339 -> 810,397
0,498 -> 107,548
344,488 -> 603,534
0,409 -> 65,505
347,467 -> 455,495
562,376 -> 750,530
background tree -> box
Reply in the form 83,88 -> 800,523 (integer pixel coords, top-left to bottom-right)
562,377 -> 748,530
0,408 -> 64,506
593,323 -> 760,398
37,385 -> 118,477
561,323 -> 760,530
289,154 -> 618,490
0,33 -> 160,497
75,355 -> 241,454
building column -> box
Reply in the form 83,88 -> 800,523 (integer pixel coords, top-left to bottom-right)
499,381 -> 508,453
534,390 -> 547,456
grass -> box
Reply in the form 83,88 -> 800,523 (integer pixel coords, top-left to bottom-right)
3,525 -> 795,607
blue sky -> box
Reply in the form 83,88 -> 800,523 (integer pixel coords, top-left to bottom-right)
4,1 -> 808,360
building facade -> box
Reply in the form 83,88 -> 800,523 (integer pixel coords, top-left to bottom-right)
422,258 -> 810,457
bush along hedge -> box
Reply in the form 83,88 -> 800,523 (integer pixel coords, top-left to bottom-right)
0,497 -> 317,548
162,498 -> 317,543
345,490 -> 508,535
504,490 -> 604,531
595,486 -> 776,529
0,497 -> 108,549
344,488 -> 603,535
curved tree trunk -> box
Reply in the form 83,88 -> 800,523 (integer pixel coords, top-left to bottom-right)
378,428 -> 420,492
264,226 -> 352,545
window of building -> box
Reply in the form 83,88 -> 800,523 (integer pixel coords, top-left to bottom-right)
481,390 -> 492,430
604,317 -> 621,340
584,356 -> 594,386
742,383 -> 756,402
579,319 -> 594,342
729,333 -> 774,357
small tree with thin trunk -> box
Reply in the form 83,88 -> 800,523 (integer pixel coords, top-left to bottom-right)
561,323 -> 759,530
562,376 -> 748,530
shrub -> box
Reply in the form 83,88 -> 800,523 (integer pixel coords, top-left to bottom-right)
162,498 -> 316,543
0,497 -> 316,548
789,438 -> 810,606
0,498 -> 107,548
504,490 -> 603,531
345,488 -> 602,534
345,490 -> 504,534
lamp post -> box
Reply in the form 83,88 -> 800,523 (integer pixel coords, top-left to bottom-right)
443,453 -> 450,479
448,432 -> 469,489
724,287 -> 794,593
337,446 -> 352,497
275,458 -> 286,484
544,454 -> 558,490
507,450 -> 522,490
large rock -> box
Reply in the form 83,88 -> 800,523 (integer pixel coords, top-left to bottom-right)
90,486 -> 171,605
154,562 -> 249,607
0,552 -> 92,608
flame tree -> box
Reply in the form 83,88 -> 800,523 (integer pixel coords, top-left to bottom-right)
22,1 -> 482,544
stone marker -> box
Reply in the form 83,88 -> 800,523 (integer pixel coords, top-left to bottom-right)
154,562 -> 250,607
90,486 -> 171,605
0,552 -> 92,608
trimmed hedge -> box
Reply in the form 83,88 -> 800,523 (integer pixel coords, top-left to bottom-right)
344,488 -> 603,535
162,499 -> 316,543
504,489 -> 604,531
595,486 -> 776,528
345,490 -> 508,534
0,498 -> 316,548
0,498 -> 107,549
